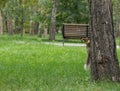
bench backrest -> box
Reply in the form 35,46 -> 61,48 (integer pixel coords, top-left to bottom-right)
62,24 -> 90,39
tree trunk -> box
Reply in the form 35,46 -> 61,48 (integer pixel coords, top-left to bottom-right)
119,22 -> 120,37
119,22 -> 120,47
34,22 -> 39,34
7,19 -> 13,35
29,20 -> 34,36
38,23 -> 42,37
2,17 -> 8,33
20,11 -> 25,36
20,0 -> 25,36
14,18 -> 20,34
88,0 -> 120,81
43,27 -> 48,38
49,0 -> 59,40
0,11 -> 3,34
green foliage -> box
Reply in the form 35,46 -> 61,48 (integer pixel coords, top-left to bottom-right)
0,0 -> 8,9
0,0 -> 120,36
112,0 -> 120,37
0,35 -> 120,91
57,0 -> 89,26
1,0 -> 89,29
113,0 -> 120,22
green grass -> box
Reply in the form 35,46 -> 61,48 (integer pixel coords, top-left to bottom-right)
116,37 -> 120,46
0,35 -> 120,91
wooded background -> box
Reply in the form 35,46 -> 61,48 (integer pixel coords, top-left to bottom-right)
0,0 -> 120,40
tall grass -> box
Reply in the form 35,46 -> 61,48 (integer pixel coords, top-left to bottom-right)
0,35 -> 120,91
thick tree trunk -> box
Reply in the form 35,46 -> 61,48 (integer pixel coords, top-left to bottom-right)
89,0 -> 120,81
49,0 -> 59,40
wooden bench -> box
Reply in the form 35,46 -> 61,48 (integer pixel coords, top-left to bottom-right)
62,23 -> 90,45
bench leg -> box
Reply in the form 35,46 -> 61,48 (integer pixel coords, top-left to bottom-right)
63,39 -> 64,46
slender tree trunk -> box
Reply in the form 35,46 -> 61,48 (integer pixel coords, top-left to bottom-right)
119,22 -> 120,37
21,8 -> 25,36
14,18 -> 20,34
0,11 -> 3,34
43,27 -> 48,38
49,0 -> 59,40
34,22 -> 39,34
3,17 -> 8,33
88,0 -> 120,81
119,22 -> 120,47
7,19 -> 13,35
29,20 -> 34,36
20,0 -> 25,36
38,23 -> 42,37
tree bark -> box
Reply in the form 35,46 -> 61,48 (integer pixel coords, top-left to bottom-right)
43,27 -> 48,38
0,11 -> 3,34
34,22 -> 39,34
29,20 -> 34,36
20,0 -> 25,36
7,19 -> 13,35
119,22 -> 120,37
38,23 -> 42,37
88,0 -> 120,81
14,18 -> 20,34
3,16 -> 8,33
49,0 -> 59,40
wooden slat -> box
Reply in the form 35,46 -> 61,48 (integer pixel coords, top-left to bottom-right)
62,23 -> 90,39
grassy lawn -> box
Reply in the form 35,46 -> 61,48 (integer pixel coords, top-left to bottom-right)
0,35 -> 120,91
